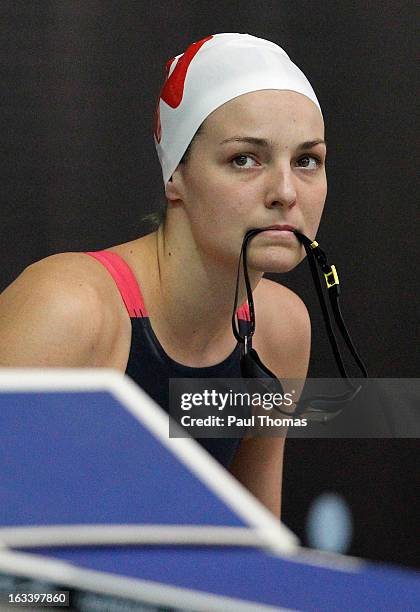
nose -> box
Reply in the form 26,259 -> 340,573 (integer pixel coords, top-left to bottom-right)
264,166 -> 297,210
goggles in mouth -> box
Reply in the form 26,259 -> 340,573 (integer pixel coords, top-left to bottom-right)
231,228 -> 368,422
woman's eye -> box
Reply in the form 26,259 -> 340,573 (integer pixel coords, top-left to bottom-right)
296,155 -> 320,169
231,154 -> 258,169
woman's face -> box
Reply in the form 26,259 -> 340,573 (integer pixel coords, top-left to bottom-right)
171,89 -> 327,273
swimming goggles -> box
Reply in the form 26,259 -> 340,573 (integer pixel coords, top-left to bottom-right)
231,228 -> 368,422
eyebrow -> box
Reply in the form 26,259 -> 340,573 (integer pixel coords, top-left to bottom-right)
219,136 -> 327,149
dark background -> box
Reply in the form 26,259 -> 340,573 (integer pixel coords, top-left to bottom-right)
2,2 -> 419,567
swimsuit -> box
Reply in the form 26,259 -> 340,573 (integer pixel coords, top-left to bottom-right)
86,250 -> 251,468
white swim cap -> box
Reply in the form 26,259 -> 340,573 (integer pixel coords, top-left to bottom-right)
154,33 -> 321,185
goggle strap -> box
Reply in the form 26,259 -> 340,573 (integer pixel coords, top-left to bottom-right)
232,230 -> 261,346
232,228 -> 368,386
329,291 -> 368,378
304,240 -> 351,379
231,242 -> 244,343
302,237 -> 368,380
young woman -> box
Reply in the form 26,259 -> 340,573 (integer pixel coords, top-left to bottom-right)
0,34 -> 327,518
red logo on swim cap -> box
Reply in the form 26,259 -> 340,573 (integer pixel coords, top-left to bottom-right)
154,35 -> 213,143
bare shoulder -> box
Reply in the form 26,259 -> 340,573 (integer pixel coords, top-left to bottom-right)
23,251 -> 124,302
14,251 -> 121,313
254,277 -> 310,324
0,252 -> 127,367
252,277 -> 311,379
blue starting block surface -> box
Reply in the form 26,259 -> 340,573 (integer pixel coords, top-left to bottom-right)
0,370 -> 418,611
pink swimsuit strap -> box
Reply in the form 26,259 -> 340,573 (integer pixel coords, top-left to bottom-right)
236,302 -> 251,321
85,250 -> 250,320
85,251 -> 148,318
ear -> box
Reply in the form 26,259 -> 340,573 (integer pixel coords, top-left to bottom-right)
165,165 -> 185,203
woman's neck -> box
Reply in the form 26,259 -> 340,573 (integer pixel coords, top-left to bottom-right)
132,222 -> 261,361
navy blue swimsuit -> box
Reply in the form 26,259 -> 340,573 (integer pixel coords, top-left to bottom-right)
86,250 -> 251,468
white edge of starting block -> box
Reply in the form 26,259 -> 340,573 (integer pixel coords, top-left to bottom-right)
0,547 -> 293,612
0,368 -> 298,557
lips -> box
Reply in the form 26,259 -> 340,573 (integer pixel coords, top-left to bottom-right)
263,224 -> 297,232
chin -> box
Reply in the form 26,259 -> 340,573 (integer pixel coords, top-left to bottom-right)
263,262 -> 301,274
251,249 -> 305,275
